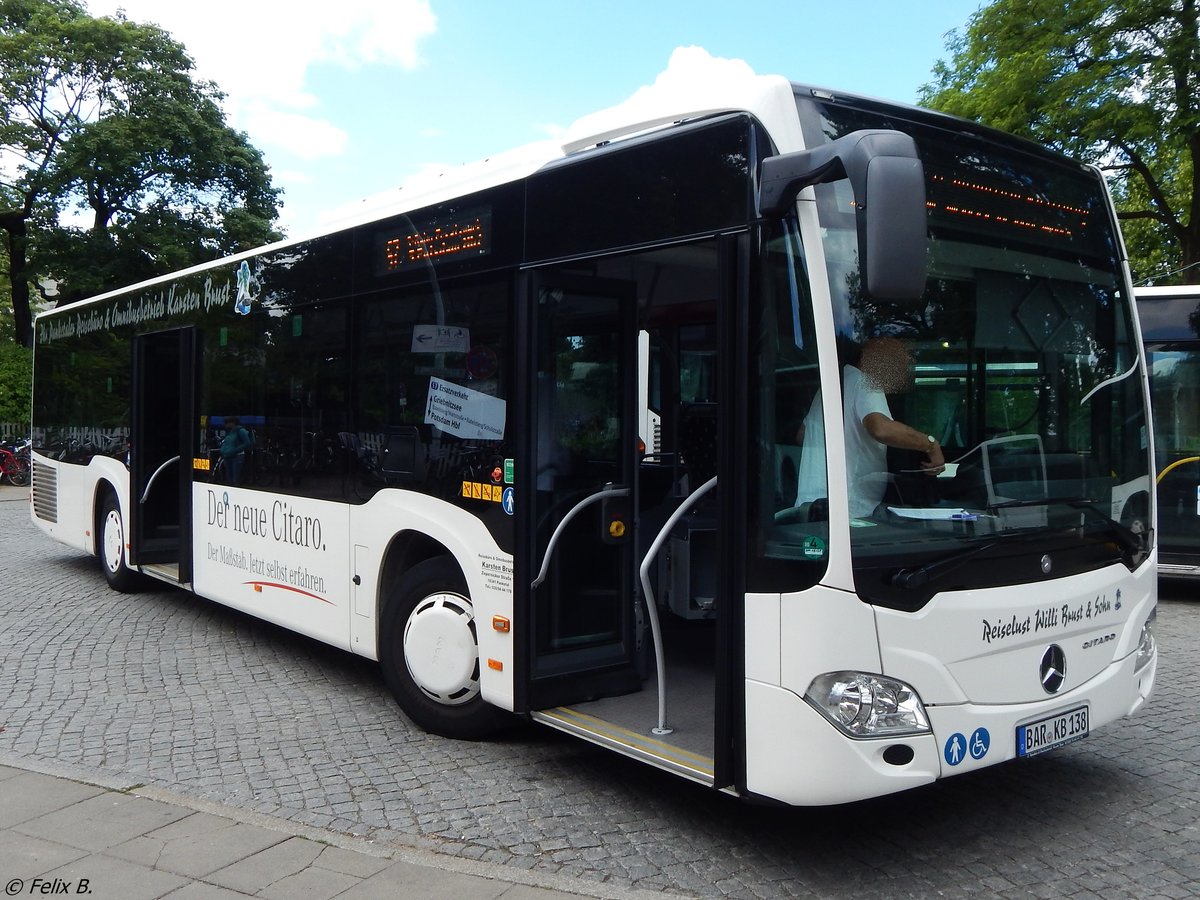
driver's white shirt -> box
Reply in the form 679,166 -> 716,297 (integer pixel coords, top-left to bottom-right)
841,365 -> 891,518
796,365 -> 891,518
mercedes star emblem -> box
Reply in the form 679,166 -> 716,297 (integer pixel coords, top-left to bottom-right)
1040,644 -> 1066,694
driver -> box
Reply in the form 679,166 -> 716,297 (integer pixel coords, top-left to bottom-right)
798,336 -> 945,518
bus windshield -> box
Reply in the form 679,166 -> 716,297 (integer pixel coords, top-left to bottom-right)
786,92 -> 1151,606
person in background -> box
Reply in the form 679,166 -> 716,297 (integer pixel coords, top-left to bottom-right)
220,416 -> 254,485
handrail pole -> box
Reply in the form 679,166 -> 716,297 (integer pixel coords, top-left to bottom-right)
140,455 -> 181,505
531,485 -> 630,589
638,475 -> 717,736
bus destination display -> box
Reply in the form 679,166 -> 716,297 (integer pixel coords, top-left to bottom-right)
378,206 -> 492,273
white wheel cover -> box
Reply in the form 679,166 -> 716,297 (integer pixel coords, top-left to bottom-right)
402,593 -> 480,705
103,509 -> 124,574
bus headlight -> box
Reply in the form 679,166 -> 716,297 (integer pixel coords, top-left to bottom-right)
1135,607 -> 1157,672
804,671 -> 931,738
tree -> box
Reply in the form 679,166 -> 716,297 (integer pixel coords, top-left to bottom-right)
0,246 -> 31,426
921,0 -> 1200,285
0,0 -> 280,346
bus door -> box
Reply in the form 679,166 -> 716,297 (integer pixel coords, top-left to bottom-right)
130,327 -> 196,582
521,273 -> 643,709
518,252 -> 728,787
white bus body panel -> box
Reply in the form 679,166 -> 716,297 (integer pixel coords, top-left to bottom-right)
745,681 -> 941,805
190,484 -> 515,711
192,484 -> 353,651
875,561 -> 1155,705
29,454 -> 129,557
345,488 -> 515,712
745,565 -> 1156,805
745,585 -> 882,689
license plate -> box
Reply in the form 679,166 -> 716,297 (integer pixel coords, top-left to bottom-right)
1016,705 -> 1089,757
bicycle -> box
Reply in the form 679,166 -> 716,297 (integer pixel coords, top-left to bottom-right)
0,439 -> 31,487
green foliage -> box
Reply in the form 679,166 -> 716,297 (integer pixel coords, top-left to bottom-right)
0,0 -> 281,342
921,0 -> 1200,285
0,338 -> 31,426
0,243 -> 30,425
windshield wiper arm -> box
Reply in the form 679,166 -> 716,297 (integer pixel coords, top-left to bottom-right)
891,540 -> 999,589
988,496 -> 1144,560
1066,499 -> 1144,559
987,494 -> 1092,510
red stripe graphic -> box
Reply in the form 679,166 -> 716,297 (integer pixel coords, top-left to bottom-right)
242,581 -> 334,605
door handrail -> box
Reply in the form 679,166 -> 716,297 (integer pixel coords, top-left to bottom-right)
531,484 -> 630,589
140,455 -> 181,504
638,475 -> 718,736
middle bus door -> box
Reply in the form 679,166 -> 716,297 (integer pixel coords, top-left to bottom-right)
130,326 -> 196,583
521,272 -> 642,709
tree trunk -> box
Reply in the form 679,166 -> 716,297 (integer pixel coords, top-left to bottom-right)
0,215 -> 34,347
1185,131 -> 1200,284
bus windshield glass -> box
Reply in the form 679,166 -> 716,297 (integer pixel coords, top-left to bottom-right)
789,91 -> 1151,606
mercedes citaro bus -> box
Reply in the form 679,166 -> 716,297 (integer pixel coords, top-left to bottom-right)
31,70 -> 1157,805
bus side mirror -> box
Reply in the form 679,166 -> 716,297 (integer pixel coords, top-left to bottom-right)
758,129 -> 928,301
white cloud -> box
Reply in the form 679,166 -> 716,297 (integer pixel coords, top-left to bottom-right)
561,47 -> 765,154
85,0 -> 436,158
641,46 -> 759,94
242,106 -> 349,160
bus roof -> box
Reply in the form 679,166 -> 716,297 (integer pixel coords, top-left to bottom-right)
37,67 -> 1093,323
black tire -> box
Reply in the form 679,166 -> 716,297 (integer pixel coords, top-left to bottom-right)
379,556 -> 510,740
98,492 -> 141,592
7,456 -> 29,487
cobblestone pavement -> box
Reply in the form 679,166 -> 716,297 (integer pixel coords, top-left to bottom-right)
2,489 -> 1198,898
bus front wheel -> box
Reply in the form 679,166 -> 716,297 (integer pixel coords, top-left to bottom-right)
99,493 -> 140,593
379,556 -> 509,740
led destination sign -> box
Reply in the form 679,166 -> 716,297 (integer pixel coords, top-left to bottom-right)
377,205 -> 492,273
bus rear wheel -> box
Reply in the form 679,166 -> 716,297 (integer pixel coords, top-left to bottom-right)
99,492 -> 140,593
379,556 -> 509,740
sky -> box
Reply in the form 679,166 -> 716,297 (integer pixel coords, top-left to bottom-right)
86,0 -> 985,240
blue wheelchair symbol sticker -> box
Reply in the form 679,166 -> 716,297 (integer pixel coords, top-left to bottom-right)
944,733 -> 966,766
969,727 -> 990,760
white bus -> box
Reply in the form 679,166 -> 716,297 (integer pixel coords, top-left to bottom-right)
1136,284 -> 1200,577
30,71 -> 1158,805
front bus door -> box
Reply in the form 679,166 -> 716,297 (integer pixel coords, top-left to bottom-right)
517,254 -> 727,788
130,327 -> 195,582
522,273 -> 641,709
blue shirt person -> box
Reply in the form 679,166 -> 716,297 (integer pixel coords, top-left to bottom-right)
219,417 -> 254,484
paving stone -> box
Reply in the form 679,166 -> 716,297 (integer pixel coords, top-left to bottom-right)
206,836 -> 324,892
17,791 -> 192,851
45,850 -> 189,899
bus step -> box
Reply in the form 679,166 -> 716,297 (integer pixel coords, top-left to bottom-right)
140,563 -> 186,587
532,706 -> 715,787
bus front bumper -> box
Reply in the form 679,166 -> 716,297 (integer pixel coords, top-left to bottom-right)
743,646 -> 1156,806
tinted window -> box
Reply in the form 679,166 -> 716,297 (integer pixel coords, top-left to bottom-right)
527,116 -> 755,262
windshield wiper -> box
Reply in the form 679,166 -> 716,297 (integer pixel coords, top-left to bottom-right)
1068,499 -> 1145,560
988,495 -> 1145,561
987,494 -> 1092,510
891,540 -> 999,589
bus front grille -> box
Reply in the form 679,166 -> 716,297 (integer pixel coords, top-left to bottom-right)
32,461 -> 58,523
